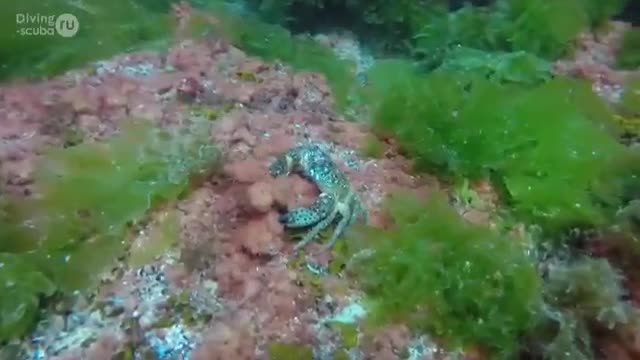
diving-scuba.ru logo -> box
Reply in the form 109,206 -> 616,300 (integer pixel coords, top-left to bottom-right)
15,13 -> 79,38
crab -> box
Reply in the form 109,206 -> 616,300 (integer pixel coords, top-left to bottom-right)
269,144 -> 369,251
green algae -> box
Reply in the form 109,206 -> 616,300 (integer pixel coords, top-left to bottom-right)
245,0 -> 617,65
347,194 -> 639,358
620,78 -> 640,117
409,0 -> 595,73
333,350 -> 350,360
267,342 -> 314,360
577,0 -> 629,28
0,119 -> 221,341
129,210 -> 180,268
499,0 -> 590,59
364,60 -> 636,232
0,0 -> 175,81
453,178 -> 487,211
26,120 -> 218,259
359,135 -> 385,159
617,28 -> 640,70
0,254 -> 56,341
236,71 -> 260,82
434,47 -> 552,86
0,0 -> 634,352
347,193 -> 542,357
331,322 -> 359,348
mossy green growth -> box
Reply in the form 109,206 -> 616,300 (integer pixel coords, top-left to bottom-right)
365,60 -> 636,231
0,254 -> 56,341
244,0 -> 622,70
245,0 -> 618,60
360,135 -> 385,159
499,0 -> 589,59
619,78 -> 640,117
617,28 -> 640,70
576,0 -> 629,28
0,196 -> 37,254
0,119 -> 220,341
434,47 -> 552,86
333,350 -> 350,360
347,193 -> 542,357
0,0 -> 174,81
411,4 -> 501,68
129,210 -> 180,268
25,119 -> 220,290
237,71 -> 259,82
411,0 -> 591,64
192,1 -> 356,111
267,342 -> 314,360
453,178 -> 486,211
329,322 -> 359,348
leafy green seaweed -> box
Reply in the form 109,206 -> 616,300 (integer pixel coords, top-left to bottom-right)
0,0 -> 174,81
577,0 -> 629,28
347,193 -> 542,357
364,60 -> 636,231
620,78 -> 640,117
411,0 -> 592,66
617,28 -> 640,70
434,47 -> 552,85
28,119 -> 220,290
0,254 -> 56,341
347,195 -> 638,358
499,0 -> 589,59
267,342 -> 314,359
244,0 -> 617,65
0,119 -> 221,341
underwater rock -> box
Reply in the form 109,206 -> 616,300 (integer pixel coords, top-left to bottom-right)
3,4 -> 636,358
0,6 -> 509,358
554,21 -> 632,105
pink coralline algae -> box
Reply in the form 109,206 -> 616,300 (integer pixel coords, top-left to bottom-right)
554,21 -> 632,105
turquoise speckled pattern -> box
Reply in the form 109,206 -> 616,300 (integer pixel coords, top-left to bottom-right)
269,144 -> 369,251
